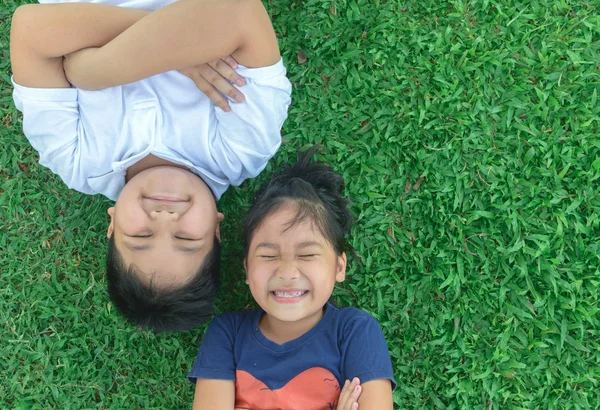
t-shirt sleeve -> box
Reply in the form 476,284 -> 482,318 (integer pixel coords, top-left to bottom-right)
340,311 -> 397,390
187,313 -> 238,383
211,58 -> 292,186
12,78 -> 86,192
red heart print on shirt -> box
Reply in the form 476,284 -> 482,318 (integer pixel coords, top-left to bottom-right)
235,367 -> 341,410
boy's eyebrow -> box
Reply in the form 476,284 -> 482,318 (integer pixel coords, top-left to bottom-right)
123,242 -> 151,251
174,245 -> 203,253
123,243 -> 202,253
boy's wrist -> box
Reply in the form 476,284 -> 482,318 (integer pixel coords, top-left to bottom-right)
64,48 -> 104,90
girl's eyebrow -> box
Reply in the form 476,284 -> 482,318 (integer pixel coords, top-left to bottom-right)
297,241 -> 323,249
255,242 -> 279,250
255,241 -> 323,250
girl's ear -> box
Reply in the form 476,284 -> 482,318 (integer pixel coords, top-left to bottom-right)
335,252 -> 347,283
106,207 -> 115,239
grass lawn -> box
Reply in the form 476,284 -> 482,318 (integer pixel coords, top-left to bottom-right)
1,0 -> 600,408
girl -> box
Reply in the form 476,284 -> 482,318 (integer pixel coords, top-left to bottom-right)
188,147 -> 396,409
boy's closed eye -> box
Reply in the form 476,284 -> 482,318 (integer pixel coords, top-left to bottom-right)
128,233 -> 200,241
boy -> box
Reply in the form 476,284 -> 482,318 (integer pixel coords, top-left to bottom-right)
10,0 -> 292,331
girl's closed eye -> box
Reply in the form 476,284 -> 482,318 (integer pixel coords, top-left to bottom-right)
259,255 -> 278,260
298,254 -> 318,259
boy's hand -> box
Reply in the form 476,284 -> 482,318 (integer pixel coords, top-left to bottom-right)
178,56 -> 246,112
64,50 -> 245,112
337,378 -> 362,410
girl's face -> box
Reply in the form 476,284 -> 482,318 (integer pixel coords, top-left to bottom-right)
245,203 -> 347,332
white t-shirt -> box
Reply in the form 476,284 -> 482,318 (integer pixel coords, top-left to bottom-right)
13,0 -> 292,201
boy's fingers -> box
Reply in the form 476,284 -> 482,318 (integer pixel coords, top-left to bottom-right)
209,58 -> 246,87
196,64 -> 244,103
222,55 -> 239,70
186,73 -> 230,112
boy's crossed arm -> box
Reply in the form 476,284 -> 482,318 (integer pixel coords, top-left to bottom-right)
63,0 -> 279,91
10,3 -> 148,89
9,2 -> 254,110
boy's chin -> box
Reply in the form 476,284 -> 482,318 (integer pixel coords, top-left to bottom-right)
135,165 -> 197,181
134,168 -> 205,195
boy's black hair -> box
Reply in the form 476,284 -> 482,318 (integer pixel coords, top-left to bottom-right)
243,145 -> 352,257
105,236 -> 221,332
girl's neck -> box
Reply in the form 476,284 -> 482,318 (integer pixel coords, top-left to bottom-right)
259,307 -> 326,345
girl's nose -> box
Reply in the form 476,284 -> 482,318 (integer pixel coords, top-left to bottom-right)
276,260 -> 299,280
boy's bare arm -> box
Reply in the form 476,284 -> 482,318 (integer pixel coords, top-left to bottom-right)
10,3 -> 149,88
64,0 -> 280,90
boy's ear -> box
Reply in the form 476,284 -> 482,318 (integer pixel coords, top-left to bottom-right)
335,252 -> 347,283
106,207 -> 115,239
244,259 -> 249,284
215,212 -> 224,243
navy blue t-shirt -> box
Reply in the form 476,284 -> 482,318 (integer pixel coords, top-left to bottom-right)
188,303 -> 396,409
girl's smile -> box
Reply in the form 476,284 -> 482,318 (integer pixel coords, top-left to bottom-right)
270,289 -> 310,303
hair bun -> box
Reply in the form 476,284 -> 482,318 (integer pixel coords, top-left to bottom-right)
244,145 -> 353,255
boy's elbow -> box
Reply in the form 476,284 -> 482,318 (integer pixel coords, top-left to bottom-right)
11,4 -> 35,28
10,5 -> 43,68
11,4 -> 60,59
11,5 -> 37,47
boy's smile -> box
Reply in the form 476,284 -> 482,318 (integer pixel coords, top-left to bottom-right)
107,165 -> 223,287
244,203 -> 347,343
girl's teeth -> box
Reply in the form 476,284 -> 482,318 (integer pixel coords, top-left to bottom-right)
273,291 -> 306,298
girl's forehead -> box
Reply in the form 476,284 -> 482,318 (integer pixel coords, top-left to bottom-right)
260,207 -> 318,234
252,206 -> 327,242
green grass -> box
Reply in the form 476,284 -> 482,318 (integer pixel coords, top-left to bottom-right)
2,0 -> 600,408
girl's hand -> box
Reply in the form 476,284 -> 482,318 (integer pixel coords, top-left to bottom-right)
337,378 -> 362,410
178,56 -> 246,112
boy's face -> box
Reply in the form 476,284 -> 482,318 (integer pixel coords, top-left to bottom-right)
244,204 -> 346,328
107,166 -> 223,287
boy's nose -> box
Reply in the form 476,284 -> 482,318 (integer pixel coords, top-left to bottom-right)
149,209 -> 180,221
142,198 -> 191,217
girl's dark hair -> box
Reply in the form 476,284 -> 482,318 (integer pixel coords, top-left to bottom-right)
243,146 -> 352,256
